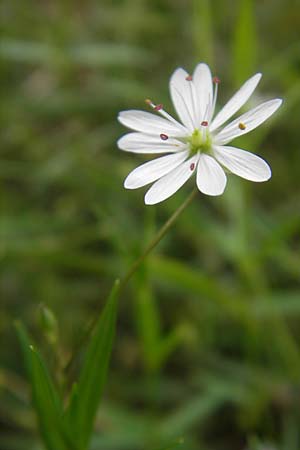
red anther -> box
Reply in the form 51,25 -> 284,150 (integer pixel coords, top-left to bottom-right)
238,122 -> 246,130
190,163 -> 195,171
160,133 -> 169,141
154,104 -> 163,111
186,75 -> 193,81
213,76 -> 220,84
201,120 -> 208,126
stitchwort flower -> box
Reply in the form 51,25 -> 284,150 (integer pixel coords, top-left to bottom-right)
118,63 -> 282,205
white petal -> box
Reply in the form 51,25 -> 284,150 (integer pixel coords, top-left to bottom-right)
124,150 -> 189,189
193,63 -> 213,123
214,99 -> 282,145
213,145 -> 271,182
117,132 -> 187,154
210,73 -> 262,131
196,154 -> 226,196
144,154 -> 199,205
169,68 -> 197,131
118,110 -> 188,137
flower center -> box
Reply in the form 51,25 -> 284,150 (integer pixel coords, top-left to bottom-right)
187,128 -> 212,156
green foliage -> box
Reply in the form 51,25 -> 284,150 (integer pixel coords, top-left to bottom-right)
1,0 -> 300,449
156,437 -> 185,450
67,280 -> 119,450
192,0 -> 213,65
15,282 -> 119,450
232,0 -> 257,86
15,322 -> 73,450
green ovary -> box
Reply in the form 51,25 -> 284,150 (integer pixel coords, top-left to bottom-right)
187,128 -> 212,156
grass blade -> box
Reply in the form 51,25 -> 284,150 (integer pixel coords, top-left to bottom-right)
232,0 -> 257,86
15,322 -> 73,450
155,437 -> 185,450
192,0 -> 213,65
67,280 -> 120,449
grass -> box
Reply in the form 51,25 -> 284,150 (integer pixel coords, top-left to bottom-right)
1,0 -> 300,449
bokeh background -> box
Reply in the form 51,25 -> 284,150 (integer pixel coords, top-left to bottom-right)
1,0 -> 300,449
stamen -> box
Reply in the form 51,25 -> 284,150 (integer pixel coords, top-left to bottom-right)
200,100 -> 211,139
145,97 -> 187,130
186,75 -> 193,81
160,133 -> 169,141
209,80 -> 219,122
202,96 -> 211,124
145,99 -> 163,111
238,122 -> 246,130
190,163 -> 195,171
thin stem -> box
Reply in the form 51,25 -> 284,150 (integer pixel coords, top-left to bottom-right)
119,187 -> 198,292
64,188 -> 198,375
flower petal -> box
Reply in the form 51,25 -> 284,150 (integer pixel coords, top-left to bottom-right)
117,132 -> 187,154
210,73 -> 262,132
213,145 -> 271,182
193,63 -> 213,123
196,154 -> 227,196
144,154 -> 199,205
118,110 -> 188,137
124,150 -> 189,189
214,99 -> 282,145
169,68 -> 197,131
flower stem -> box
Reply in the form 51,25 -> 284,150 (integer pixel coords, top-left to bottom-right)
64,187 -> 197,375
119,187 -> 198,292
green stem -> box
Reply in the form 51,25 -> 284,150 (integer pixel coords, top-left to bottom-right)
119,187 -> 198,293
64,188 -> 198,375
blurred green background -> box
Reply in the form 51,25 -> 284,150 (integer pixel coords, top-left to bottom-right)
1,0 -> 300,449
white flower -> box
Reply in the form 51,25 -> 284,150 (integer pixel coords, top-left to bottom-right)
117,63 -> 282,205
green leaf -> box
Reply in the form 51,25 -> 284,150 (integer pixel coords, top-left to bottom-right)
232,0 -> 257,86
134,272 -> 162,373
148,255 -> 249,320
155,437 -> 185,450
192,0 -> 213,65
15,322 -> 73,450
67,280 -> 120,450
0,39 -> 154,68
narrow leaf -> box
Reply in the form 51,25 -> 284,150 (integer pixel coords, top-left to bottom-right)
134,272 -> 162,373
68,280 -> 120,449
156,437 -> 185,450
192,0 -> 214,65
232,0 -> 257,86
15,322 -> 73,450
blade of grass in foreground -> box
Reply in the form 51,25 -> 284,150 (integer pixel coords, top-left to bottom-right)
67,280 -> 120,450
155,437 -> 185,450
232,0 -> 257,86
15,322 -> 73,450
192,0 -> 213,66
